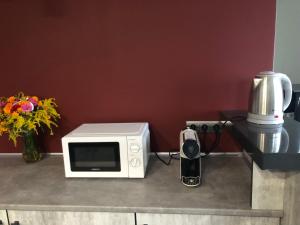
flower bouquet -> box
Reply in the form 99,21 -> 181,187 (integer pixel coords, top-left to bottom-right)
0,92 -> 60,162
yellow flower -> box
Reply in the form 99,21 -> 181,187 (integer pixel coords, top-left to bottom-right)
0,122 -> 8,135
15,115 -> 25,129
0,127 -> 7,135
0,93 -> 60,146
27,122 -> 36,130
12,112 -> 19,117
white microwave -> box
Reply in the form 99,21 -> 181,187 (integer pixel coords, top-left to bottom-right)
61,123 -> 150,178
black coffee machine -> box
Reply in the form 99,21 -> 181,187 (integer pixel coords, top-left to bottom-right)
285,84 -> 300,122
179,128 -> 201,187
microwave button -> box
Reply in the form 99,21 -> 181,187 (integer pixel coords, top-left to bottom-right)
130,158 -> 141,167
130,144 -> 140,153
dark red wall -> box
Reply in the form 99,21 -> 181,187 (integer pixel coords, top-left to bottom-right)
0,0 -> 276,153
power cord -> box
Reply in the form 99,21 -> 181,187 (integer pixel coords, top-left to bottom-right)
221,115 -> 246,128
207,124 -> 221,153
209,115 -> 246,155
199,124 -> 221,157
207,116 -> 246,154
155,116 -> 246,165
200,124 -> 208,155
155,151 -> 179,166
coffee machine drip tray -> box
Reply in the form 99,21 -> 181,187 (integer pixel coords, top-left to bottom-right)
182,176 -> 201,186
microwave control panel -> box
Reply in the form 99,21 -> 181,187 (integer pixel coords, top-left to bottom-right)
127,139 -> 143,166
129,158 -> 141,167
127,131 -> 150,178
129,143 -> 141,153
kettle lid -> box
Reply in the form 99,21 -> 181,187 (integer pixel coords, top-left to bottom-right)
256,71 -> 282,78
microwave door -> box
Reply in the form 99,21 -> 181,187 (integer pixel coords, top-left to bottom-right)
69,142 -> 121,172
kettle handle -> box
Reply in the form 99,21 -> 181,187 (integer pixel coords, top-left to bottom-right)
279,73 -> 292,111
279,127 -> 289,153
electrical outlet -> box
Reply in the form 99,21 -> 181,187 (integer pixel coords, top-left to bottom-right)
186,121 -> 232,133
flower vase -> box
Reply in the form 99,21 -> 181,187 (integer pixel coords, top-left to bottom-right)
22,130 -> 42,163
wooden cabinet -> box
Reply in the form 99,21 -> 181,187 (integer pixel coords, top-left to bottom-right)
7,210 -> 135,225
0,210 -> 8,225
136,213 -> 280,225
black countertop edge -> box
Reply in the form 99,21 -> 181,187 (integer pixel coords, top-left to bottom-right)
221,110 -> 300,171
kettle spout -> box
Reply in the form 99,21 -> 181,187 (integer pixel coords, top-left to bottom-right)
253,78 -> 262,89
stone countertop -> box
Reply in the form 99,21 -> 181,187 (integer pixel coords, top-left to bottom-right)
0,155 -> 282,217
221,110 -> 300,171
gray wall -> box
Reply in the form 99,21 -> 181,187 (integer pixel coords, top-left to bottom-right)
274,0 -> 300,83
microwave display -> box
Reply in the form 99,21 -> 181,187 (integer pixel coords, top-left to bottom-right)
69,142 -> 121,172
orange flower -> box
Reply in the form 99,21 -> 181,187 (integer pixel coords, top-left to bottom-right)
3,103 -> 13,114
38,101 -> 43,106
12,112 -> 19,116
19,101 -> 26,106
32,96 -> 39,102
7,96 -> 15,103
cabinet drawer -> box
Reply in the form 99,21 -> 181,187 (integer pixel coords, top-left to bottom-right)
136,213 -> 280,225
7,210 -> 135,225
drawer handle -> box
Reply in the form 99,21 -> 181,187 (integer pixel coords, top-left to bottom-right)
11,221 -> 20,225
0,220 -> 3,225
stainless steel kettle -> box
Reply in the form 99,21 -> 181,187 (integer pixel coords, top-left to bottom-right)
247,71 -> 292,124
